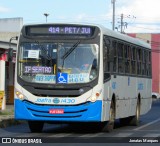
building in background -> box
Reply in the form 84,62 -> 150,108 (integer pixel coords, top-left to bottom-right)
0,18 -> 23,108
128,33 -> 160,98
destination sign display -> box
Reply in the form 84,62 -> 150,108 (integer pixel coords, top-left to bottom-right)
48,26 -> 92,35
26,25 -> 94,36
24,66 -> 53,74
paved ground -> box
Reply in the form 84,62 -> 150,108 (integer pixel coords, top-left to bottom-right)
0,105 -> 19,128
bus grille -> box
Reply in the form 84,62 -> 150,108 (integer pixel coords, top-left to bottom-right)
23,101 -> 89,119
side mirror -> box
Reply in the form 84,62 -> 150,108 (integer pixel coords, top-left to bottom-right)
8,48 -> 13,62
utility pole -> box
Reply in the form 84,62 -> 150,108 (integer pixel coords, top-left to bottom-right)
118,13 -> 127,33
111,0 -> 116,31
116,14 -> 136,33
120,13 -> 123,33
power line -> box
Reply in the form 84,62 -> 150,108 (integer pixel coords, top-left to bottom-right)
116,14 -> 136,33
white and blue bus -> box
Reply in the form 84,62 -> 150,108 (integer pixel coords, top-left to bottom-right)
12,23 -> 152,132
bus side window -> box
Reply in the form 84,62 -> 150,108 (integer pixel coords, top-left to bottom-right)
137,48 -> 142,75
142,50 -> 146,75
103,36 -> 111,80
131,46 -> 136,74
118,42 -> 124,73
113,40 -> 118,73
124,45 -> 130,74
148,51 -> 151,76
103,36 -> 111,72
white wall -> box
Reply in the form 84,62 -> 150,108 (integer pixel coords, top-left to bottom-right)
0,17 -> 23,32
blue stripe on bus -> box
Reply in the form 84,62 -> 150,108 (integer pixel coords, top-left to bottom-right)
14,99 -> 102,122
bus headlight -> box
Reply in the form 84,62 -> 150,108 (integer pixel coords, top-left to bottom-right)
90,91 -> 101,102
16,91 -> 24,100
90,96 -> 97,102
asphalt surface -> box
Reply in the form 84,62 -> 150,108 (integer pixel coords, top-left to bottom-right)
0,99 -> 160,145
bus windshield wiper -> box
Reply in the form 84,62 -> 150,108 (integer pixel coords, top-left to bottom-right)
61,40 -> 81,60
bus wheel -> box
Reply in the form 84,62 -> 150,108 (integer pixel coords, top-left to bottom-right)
129,99 -> 140,126
102,101 -> 115,132
28,121 -> 44,133
120,117 -> 129,126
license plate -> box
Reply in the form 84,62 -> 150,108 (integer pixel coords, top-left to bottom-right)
49,109 -> 64,114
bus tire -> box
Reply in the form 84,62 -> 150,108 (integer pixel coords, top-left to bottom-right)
102,101 -> 115,132
28,121 -> 44,133
129,99 -> 140,126
119,117 -> 130,126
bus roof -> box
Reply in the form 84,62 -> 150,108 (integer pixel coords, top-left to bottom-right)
98,24 -> 151,49
23,22 -> 151,49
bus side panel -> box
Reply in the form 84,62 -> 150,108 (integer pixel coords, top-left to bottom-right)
140,97 -> 152,115
102,81 -> 111,121
140,79 -> 152,115
106,75 -> 152,119
110,75 -> 135,119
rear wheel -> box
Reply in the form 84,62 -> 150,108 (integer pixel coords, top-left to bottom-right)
28,121 -> 44,133
102,101 -> 115,132
129,99 -> 140,126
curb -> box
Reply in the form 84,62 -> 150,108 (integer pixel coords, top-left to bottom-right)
0,116 -> 21,128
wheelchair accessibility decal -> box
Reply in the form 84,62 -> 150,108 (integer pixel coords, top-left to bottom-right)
57,73 -> 68,83
57,72 -> 89,83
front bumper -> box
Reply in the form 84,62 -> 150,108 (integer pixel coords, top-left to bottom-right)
14,99 -> 102,122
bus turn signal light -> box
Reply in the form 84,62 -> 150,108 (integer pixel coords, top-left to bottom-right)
16,91 -> 24,100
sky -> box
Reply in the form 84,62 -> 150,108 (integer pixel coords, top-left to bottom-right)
0,0 -> 160,33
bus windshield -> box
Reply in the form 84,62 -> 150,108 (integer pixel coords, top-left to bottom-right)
18,42 -> 99,84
